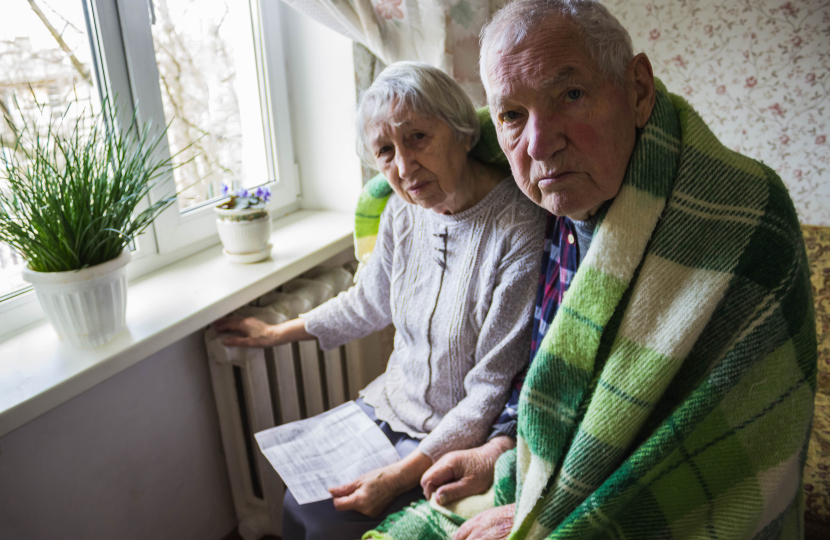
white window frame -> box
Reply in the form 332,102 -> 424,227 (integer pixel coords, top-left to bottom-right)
89,0 -> 159,262
115,0 -> 299,254
0,0 -> 298,337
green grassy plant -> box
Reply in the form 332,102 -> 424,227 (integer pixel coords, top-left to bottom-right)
0,98 -> 177,272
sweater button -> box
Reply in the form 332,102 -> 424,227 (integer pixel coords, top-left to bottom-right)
568,233 -> 575,245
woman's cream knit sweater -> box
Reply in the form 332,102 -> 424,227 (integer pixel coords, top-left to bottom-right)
302,179 -> 545,459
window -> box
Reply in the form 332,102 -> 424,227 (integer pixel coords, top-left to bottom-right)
0,0 -> 296,331
149,0 -> 273,211
117,0 -> 297,253
0,0 -> 100,299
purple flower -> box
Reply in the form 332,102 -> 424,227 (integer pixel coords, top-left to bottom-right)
236,189 -> 249,198
220,183 -> 229,196
251,186 -> 272,203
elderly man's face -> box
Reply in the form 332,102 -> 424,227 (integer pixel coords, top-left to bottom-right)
486,16 -> 653,219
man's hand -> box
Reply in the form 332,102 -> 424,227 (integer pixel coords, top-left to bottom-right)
422,436 -> 515,505
213,317 -> 311,348
453,504 -> 515,540
329,463 -> 404,517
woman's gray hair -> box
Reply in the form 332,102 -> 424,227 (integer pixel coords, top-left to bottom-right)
356,61 -> 480,167
480,0 -> 633,90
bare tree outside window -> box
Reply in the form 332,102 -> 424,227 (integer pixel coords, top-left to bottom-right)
0,0 -> 97,297
151,0 -> 271,211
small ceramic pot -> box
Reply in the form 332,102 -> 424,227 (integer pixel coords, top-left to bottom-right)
22,249 -> 131,349
215,207 -> 272,263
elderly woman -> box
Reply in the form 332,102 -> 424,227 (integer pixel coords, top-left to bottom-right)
214,61 -> 546,540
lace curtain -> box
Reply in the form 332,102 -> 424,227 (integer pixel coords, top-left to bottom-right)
279,0 -> 505,104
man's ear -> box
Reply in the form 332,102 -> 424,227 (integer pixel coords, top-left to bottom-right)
628,53 -> 655,128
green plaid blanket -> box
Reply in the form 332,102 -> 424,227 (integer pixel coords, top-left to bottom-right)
362,81 -> 816,540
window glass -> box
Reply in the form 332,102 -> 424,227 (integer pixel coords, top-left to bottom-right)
0,0 -> 98,298
150,0 -> 272,212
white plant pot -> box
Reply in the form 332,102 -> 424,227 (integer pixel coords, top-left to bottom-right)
22,249 -> 131,349
215,207 -> 272,263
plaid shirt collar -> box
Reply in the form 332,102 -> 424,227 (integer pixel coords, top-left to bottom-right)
492,213 -> 583,431
530,213 -> 581,359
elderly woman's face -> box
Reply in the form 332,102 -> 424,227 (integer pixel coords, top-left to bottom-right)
367,111 -> 471,214
486,16 -> 652,220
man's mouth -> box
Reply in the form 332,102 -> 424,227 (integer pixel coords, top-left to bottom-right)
536,171 -> 575,191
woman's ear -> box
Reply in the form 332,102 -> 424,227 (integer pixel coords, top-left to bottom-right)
628,53 -> 656,129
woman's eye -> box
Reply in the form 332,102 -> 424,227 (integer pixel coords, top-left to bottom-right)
376,145 -> 392,157
411,132 -> 426,141
565,89 -> 583,101
500,110 -> 522,124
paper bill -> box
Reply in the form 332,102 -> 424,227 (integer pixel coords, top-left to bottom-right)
254,401 -> 401,504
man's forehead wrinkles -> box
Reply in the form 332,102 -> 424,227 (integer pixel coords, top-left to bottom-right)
490,58 -> 580,88
489,95 -> 510,109
487,75 -> 517,107
541,66 -> 579,88
488,66 -> 579,107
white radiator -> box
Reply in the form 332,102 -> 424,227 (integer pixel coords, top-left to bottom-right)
204,262 -> 393,540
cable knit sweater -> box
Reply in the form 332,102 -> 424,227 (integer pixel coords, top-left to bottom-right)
302,178 -> 546,460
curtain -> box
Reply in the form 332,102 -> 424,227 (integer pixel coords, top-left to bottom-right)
279,0 -> 505,104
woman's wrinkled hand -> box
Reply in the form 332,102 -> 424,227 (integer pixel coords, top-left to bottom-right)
213,316 -> 279,348
453,504 -> 515,540
421,436 -> 514,506
329,463 -> 404,517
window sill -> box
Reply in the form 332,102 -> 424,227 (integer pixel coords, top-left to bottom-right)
0,209 -> 354,438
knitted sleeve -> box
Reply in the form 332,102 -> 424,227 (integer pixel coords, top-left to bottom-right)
301,198 -> 396,350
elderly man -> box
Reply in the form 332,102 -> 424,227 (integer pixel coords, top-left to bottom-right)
363,1 -> 816,540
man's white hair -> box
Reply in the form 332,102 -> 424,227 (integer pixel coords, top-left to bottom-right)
356,61 -> 480,168
480,0 -> 633,91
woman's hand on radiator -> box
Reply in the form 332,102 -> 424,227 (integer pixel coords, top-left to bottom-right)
213,317 -> 312,348
329,450 -> 433,516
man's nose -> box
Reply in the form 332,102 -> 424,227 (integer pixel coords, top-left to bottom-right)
527,113 -> 565,162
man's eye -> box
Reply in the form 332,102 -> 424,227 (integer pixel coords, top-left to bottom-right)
565,89 -> 583,101
500,111 -> 522,124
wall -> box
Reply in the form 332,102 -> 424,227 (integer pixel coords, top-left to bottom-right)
0,331 -> 235,540
279,2 -> 364,213
605,0 -> 829,225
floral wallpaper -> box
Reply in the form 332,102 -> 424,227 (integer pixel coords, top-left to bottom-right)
604,0 -> 830,225
443,0 -> 508,105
